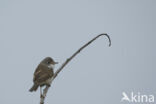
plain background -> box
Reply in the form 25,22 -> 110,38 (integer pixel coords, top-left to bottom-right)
0,0 -> 156,104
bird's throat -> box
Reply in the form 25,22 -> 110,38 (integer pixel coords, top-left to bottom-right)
48,64 -> 55,69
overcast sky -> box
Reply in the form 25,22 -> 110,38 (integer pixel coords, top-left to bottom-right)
0,0 -> 156,104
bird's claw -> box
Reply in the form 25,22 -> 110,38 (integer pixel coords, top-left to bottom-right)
46,84 -> 51,87
40,94 -> 44,98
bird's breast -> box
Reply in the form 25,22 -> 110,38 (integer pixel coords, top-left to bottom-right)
46,77 -> 53,84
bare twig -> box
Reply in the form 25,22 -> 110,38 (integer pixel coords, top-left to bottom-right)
40,33 -> 111,104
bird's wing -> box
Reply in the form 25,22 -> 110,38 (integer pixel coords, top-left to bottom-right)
33,64 -> 53,84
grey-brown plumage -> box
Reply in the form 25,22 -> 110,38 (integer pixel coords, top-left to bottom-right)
29,57 -> 58,92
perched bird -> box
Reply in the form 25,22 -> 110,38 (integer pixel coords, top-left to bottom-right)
29,57 -> 58,92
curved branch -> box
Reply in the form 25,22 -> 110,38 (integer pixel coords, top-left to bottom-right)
40,33 -> 111,104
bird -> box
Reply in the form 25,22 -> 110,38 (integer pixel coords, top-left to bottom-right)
29,57 -> 58,93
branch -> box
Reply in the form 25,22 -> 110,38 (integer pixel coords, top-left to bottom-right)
40,33 -> 111,104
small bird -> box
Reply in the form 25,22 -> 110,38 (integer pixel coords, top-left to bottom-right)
29,57 -> 58,92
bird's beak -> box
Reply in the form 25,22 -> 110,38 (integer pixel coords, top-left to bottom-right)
54,62 -> 58,64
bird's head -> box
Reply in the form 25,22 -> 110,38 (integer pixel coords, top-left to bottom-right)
41,57 -> 58,68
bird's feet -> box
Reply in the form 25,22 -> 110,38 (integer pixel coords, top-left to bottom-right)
40,94 -> 44,98
46,84 -> 51,87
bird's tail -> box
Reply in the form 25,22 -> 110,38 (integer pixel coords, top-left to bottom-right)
29,84 -> 39,92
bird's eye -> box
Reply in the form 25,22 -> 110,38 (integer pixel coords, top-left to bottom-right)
47,61 -> 50,64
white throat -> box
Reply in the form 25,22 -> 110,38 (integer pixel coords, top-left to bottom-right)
48,64 -> 55,69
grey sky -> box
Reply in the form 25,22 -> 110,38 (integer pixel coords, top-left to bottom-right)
0,0 -> 156,104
